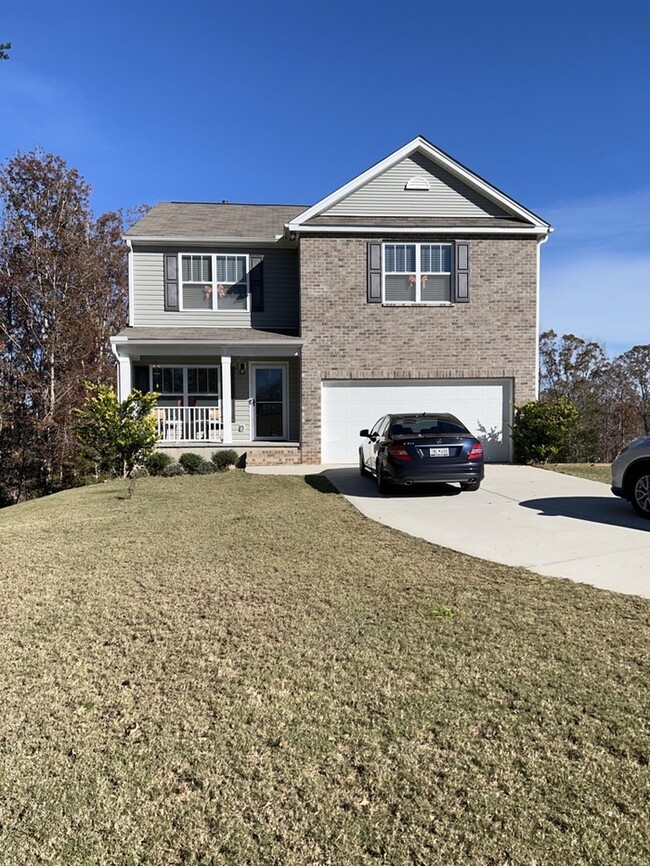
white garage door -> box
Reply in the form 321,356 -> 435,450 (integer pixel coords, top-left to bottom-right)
321,378 -> 512,463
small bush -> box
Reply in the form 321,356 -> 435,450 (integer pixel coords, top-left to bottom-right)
179,453 -> 205,475
130,465 -> 149,479
211,449 -> 239,471
196,460 -> 217,474
162,463 -> 184,477
145,452 -> 173,476
511,397 -> 579,464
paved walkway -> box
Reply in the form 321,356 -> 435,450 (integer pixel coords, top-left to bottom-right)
248,464 -> 650,599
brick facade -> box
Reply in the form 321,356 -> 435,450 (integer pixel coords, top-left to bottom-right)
159,445 -> 302,465
299,235 -> 539,462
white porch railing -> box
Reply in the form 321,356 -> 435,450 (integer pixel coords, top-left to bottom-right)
152,406 -> 222,443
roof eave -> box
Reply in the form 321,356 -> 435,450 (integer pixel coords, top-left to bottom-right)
123,234 -> 287,245
286,223 -> 552,237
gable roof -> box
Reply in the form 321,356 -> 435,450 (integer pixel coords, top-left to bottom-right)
125,202 -> 307,243
288,136 -> 551,236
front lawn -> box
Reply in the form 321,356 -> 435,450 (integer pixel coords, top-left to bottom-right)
0,473 -> 648,865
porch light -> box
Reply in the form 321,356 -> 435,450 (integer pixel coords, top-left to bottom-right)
238,361 -> 247,375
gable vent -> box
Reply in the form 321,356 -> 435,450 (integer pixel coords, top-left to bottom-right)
405,176 -> 430,191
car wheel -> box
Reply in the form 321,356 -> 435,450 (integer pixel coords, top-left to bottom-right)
630,467 -> 650,519
359,449 -> 369,477
460,479 -> 481,492
376,462 -> 389,494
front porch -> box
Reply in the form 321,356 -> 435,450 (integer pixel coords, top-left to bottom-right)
110,326 -> 303,455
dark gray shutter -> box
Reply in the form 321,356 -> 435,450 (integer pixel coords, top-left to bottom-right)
133,365 -> 150,392
250,254 -> 264,312
164,253 -> 179,311
367,242 -> 382,303
454,242 -> 469,303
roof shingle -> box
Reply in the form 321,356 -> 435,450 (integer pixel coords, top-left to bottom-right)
125,202 -> 308,240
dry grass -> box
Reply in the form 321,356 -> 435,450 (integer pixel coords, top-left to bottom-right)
0,473 -> 649,865
540,463 -> 612,484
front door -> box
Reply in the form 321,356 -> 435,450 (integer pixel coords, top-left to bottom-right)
251,364 -> 287,439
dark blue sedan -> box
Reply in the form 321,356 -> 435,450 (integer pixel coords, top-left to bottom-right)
359,413 -> 485,493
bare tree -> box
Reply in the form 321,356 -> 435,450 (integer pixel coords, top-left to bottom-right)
0,149 -> 131,504
616,345 -> 650,435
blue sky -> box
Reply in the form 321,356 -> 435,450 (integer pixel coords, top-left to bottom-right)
2,0 -> 649,356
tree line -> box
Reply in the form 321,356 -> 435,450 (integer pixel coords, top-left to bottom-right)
515,331 -> 650,464
1,149 -> 648,505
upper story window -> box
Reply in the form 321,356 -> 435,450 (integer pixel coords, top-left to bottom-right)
384,243 -> 452,303
180,254 -> 249,312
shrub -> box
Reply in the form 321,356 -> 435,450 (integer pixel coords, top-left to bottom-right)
211,449 -> 239,471
162,463 -> 184,477
196,460 -> 217,474
145,452 -> 173,476
511,397 -> 579,464
76,383 -> 159,477
130,465 -> 149,479
179,453 -> 205,474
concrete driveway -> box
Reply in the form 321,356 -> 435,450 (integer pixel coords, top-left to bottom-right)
251,463 -> 650,598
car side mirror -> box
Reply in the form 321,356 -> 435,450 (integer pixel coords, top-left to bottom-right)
359,429 -> 370,438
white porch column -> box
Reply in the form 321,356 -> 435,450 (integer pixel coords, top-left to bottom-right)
117,354 -> 132,402
220,356 -> 233,443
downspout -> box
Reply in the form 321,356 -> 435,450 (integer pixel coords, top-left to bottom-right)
126,238 -> 134,327
536,231 -> 552,400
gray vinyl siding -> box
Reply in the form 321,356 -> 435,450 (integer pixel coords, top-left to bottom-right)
326,154 -> 509,219
131,246 -> 299,330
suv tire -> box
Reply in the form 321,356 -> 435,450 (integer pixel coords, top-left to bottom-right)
629,465 -> 650,519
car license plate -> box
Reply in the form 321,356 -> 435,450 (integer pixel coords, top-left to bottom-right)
429,447 -> 449,457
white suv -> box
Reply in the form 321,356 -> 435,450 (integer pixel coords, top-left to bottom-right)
611,436 -> 650,519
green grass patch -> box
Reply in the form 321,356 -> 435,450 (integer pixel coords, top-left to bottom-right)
0,473 -> 648,865
539,463 -> 612,484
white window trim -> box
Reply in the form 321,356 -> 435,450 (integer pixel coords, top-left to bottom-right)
150,365 -> 221,402
382,242 -> 453,305
178,252 -> 250,313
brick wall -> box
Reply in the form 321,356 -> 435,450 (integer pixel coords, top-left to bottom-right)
299,235 -> 539,462
159,445 -> 302,465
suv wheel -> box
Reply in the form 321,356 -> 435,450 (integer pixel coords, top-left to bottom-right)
460,479 -> 481,492
630,466 -> 650,519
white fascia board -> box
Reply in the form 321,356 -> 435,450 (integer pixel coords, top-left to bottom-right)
124,235 -> 285,245
110,337 -> 302,349
288,224 -> 552,237
112,341 -> 301,360
290,138 -> 425,226
290,135 -> 550,231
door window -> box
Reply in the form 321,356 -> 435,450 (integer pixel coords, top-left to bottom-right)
253,366 -> 286,439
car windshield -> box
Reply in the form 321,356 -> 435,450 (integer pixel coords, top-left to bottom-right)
389,417 -> 467,436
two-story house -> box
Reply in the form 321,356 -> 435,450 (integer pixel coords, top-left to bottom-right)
110,136 -> 551,465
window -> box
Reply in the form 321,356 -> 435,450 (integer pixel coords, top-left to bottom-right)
151,366 -> 220,405
180,253 -> 249,312
384,243 -> 452,303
